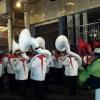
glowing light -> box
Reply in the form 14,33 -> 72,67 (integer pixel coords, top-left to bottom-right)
0,26 -> 4,29
16,1 -> 21,8
66,2 -> 75,6
0,26 -> 8,32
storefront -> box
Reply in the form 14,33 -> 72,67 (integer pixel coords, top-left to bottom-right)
29,0 -> 99,50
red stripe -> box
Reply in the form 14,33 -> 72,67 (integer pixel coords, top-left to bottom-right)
37,55 -> 46,72
68,56 -> 74,70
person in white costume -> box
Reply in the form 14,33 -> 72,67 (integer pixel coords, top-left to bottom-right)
0,57 -> 4,93
61,51 -> 80,95
49,50 -> 64,84
30,54 -> 47,80
12,37 -> 29,100
14,52 -> 29,100
36,37 -> 51,89
6,51 -> 17,93
54,51 -> 64,84
18,29 -> 52,100
55,35 -> 82,95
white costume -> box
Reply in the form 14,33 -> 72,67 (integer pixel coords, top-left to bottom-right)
56,56 -> 63,69
18,29 -> 52,100
12,36 -> 29,80
12,36 -> 29,100
5,54 -> 17,92
55,35 -> 82,68
3,55 -> 8,73
0,60 -> 4,93
14,58 -> 29,80
62,56 -> 79,76
6,55 -> 16,74
30,54 -> 47,81
55,35 -> 82,95
0,61 -> 3,77
49,54 -> 57,68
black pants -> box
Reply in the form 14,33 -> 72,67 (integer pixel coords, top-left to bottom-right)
27,71 -> 31,88
16,80 -> 27,99
0,77 -> 4,93
8,74 -> 16,92
31,80 -> 47,100
49,67 -> 64,84
65,76 -> 78,95
55,68 -> 64,84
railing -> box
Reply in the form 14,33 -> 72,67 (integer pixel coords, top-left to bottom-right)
80,22 -> 100,40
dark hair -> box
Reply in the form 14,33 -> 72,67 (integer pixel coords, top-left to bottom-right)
9,50 -> 12,54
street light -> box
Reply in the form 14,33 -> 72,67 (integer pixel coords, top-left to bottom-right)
16,0 -> 21,8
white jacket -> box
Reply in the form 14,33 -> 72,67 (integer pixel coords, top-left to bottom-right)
3,56 -> 8,67
0,62 -> 3,77
7,57 -> 16,74
62,56 -> 79,76
30,54 -> 48,81
14,58 -> 29,80
50,55 -> 63,68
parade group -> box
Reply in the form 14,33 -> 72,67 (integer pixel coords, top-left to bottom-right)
0,29 -> 99,100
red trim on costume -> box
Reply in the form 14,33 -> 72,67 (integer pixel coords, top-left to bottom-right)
8,54 -> 17,59
68,56 -> 74,70
0,61 -> 2,64
37,55 -> 46,72
54,53 -> 61,61
8,54 -> 17,70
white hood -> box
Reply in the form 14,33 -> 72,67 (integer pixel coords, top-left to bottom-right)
55,35 -> 70,53
36,37 -> 45,49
